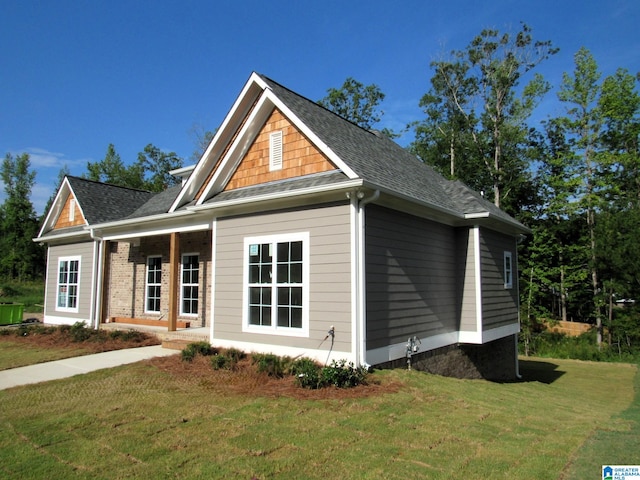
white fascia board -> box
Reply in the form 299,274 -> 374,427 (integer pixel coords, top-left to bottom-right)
33,230 -> 91,243
188,179 -> 364,213
464,212 -> 490,219
197,92 -> 277,205
37,177 -> 72,238
100,221 -> 211,242
169,73 -> 266,213
90,209 -> 195,229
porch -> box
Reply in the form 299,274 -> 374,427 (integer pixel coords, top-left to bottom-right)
100,321 -> 210,348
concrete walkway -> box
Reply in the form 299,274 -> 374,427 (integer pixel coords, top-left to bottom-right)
0,345 -> 178,390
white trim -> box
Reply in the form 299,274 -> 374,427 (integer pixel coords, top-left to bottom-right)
504,250 -> 513,289
179,253 -> 200,317
367,324 -> 520,365
349,195 -> 359,368
69,199 -> 76,221
210,338 -> 353,366
55,256 -> 81,313
89,239 -> 98,328
144,255 -> 163,314
242,232 -> 310,338
269,130 -> 283,171
482,323 -> 520,343
188,179 -> 364,213
209,218 -> 217,339
473,226 -> 483,335
43,314 -> 90,326
367,331 -> 459,366
100,221 -> 211,242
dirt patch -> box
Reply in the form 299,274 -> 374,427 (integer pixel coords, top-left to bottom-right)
147,354 -> 402,400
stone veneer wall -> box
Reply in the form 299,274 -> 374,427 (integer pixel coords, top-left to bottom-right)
376,334 -> 518,381
103,231 -> 212,327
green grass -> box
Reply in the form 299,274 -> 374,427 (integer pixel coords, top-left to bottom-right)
562,359 -> 640,479
0,340 -> 93,370
0,280 -> 44,312
0,356 -> 637,479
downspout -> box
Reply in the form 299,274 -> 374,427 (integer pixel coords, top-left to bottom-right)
356,189 -> 379,367
89,229 -> 105,330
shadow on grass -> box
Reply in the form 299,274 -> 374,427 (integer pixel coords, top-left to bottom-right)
518,359 -> 566,384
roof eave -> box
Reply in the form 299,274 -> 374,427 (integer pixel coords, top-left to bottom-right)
187,178 -> 365,213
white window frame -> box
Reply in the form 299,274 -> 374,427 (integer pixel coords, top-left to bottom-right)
180,253 -> 199,317
269,130 -> 283,171
504,251 -> 513,289
145,256 -> 162,314
242,232 -> 309,337
56,256 -> 80,312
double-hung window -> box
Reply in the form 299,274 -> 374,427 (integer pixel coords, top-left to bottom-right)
57,256 -> 80,312
181,254 -> 199,316
504,251 -> 513,289
145,256 -> 162,313
244,233 -> 309,337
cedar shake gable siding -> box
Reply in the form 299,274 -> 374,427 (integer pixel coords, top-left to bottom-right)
223,109 -> 337,191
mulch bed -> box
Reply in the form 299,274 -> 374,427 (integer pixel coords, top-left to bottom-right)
0,325 -> 160,353
147,354 -> 402,400
2,322 -> 402,400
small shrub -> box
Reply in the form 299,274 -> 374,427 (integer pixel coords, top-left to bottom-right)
320,360 -> 369,388
291,358 -> 322,389
181,341 -> 214,362
252,353 -> 291,378
70,322 -> 92,342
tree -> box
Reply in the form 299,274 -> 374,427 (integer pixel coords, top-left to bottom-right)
85,144 -> 137,187
556,47 -> 606,344
411,23 -> 558,214
318,77 -> 386,130
134,144 -> 183,192
0,153 -> 44,281
83,143 -> 183,192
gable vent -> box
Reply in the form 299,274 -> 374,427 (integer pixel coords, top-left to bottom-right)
269,131 -> 283,171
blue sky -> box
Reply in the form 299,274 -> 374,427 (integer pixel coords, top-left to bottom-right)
2,0 -> 639,214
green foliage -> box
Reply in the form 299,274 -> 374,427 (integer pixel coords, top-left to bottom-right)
411,22 -> 557,215
0,153 -> 44,281
210,348 -> 246,371
70,322 -> 91,342
251,353 -> 291,378
291,358 -> 322,389
320,360 -> 369,388
521,329 -> 640,363
83,143 -> 183,193
180,341 -> 215,362
318,77 -> 386,131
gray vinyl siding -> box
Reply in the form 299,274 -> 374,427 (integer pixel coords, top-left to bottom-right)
365,205 -> 458,349
214,203 -> 352,352
45,242 -> 95,322
480,228 -> 519,330
457,227 -> 478,332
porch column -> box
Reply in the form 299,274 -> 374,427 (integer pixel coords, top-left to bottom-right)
168,232 -> 180,332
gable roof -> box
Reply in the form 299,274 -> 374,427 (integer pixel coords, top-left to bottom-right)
37,176 -> 156,239
37,72 -> 529,239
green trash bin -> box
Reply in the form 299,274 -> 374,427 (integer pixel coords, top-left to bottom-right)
0,303 -> 24,325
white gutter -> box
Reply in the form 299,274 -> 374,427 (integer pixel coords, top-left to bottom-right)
89,228 -> 105,330
354,189 -> 380,367
187,179 -> 365,213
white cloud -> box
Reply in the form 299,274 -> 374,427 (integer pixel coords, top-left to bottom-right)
23,147 -> 87,169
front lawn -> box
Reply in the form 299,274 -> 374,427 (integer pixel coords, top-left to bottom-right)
0,355 -> 636,479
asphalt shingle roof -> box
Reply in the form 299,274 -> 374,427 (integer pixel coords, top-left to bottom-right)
66,177 -> 156,224
52,74 -> 525,234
